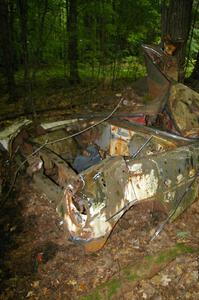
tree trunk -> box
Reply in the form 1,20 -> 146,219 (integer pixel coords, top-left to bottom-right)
0,0 -> 16,101
96,0 -> 107,64
31,0 -> 48,84
161,0 -> 193,82
67,0 -> 80,84
18,0 -> 29,89
18,0 -> 37,116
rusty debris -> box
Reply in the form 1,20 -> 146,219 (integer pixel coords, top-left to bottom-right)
1,45 -> 199,252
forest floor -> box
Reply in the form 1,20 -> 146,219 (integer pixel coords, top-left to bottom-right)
0,79 -> 199,300
0,77 -> 147,122
0,174 -> 199,300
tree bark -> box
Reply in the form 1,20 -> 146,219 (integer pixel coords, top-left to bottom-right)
18,0 -> 29,89
0,0 -> 16,101
31,0 -> 48,85
67,0 -> 80,84
161,0 -> 193,82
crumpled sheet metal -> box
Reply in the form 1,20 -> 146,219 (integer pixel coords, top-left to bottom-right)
142,44 -> 171,106
0,119 -> 32,152
168,83 -> 199,137
142,44 -> 178,82
56,122 -> 199,252
143,44 -> 199,138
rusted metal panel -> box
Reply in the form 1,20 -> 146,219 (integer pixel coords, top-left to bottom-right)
0,119 -> 31,152
168,83 -> 199,137
59,129 -> 199,252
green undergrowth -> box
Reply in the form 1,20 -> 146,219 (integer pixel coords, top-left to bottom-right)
0,58 -> 147,119
80,243 -> 199,300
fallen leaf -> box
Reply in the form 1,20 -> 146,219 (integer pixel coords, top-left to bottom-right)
78,283 -> 87,292
67,279 -> 77,286
26,291 -> 34,298
31,281 -> 39,288
161,274 -> 171,286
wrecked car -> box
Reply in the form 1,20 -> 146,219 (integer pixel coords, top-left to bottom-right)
1,118 -> 199,252
1,45 -> 199,252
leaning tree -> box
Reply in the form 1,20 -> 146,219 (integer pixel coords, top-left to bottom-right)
161,0 -> 193,82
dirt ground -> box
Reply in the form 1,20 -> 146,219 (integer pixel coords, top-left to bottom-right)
0,171 -> 199,300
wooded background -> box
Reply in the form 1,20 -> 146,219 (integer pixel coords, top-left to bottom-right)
0,0 -> 199,102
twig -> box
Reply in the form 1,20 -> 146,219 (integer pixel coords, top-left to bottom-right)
106,199 -> 138,222
150,172 -> 199,241
132,136 -> 153,159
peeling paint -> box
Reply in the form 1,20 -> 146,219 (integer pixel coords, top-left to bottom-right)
124,180 -> 137,203
89,202 -> 106,218
132,169 -> 159,199
177,174 -> 184,184
189,169 -> 196,177
164,179 -> 172,187
41,119 -> 78,130
90,213 -> 112,239
164,191 -> 176,203
128,163 -> 143,173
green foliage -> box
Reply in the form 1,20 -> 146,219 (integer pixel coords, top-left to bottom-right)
1,0 -> 198,92
191,28 -> 199,54
0,0 -> 169,89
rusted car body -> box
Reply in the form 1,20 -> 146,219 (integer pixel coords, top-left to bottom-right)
1,45 -> 199,252
1,118 -> 199,252
48,120 -> 199,252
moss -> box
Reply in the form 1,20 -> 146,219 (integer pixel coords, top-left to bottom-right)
125,272 -> 140,281
80,290 -> 101,300
79,244 -> 198,300
143,93 -> 153,104
106,279 -> 121,299
80,279 -> 121,300
153,243 -> 195,265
